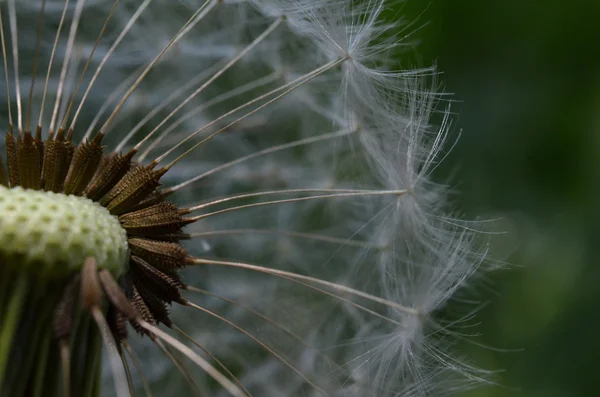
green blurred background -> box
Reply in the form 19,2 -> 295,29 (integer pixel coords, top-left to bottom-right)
399,1 -> 600,396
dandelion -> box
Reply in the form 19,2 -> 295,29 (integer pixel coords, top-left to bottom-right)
0,0 -> 492,396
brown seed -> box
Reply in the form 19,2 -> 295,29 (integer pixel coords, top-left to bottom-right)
41,128 -> 73,192
130,255 -> 183,304
104,164 -> 168,215
80,257 -> 103,310
85,149 -> 135,201
128,238 -> 189,271
98,269 -> 140,322
17,131 -> 43,190
63,133 -> 105,196
52,275 -> 81,341
131,285 -> 156,335
120,202 -> 194,237
107,306 -> 129,344
6,130 -> 20,187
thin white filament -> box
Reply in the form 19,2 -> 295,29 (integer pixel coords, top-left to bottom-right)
137,71 -> 282,162
60,0 -> 120,133
99,0 -> 216,134
134,16 -> 284,154
189,189 -> 408,221
191,258 -> 420,316
83,65 -> 145,140
0,5 -> 13,128
114,59 -> 227,153
159,57 -> 348,168
37,0 -> 70,133
171,324 -> 252,397
184,300 -> 329,397
90,307 -> 130,397
138,321 -> 246,397
49,0 -> 86,133
71,0 -> 153,133
7,0 -> 21,133
122,341 -> 153,397
153,338 -> 201,397
189,228 -> 377,249
165,127 -> 357,194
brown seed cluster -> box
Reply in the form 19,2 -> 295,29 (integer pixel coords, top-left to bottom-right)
1,127 -> 196,342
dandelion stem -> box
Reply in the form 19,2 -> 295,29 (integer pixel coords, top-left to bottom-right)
59,340 -> 72,397
0,272 -> 28,386
31,326 -> 52,397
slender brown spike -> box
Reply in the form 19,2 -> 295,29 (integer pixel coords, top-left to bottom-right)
85,149 -> 135,201
34,125 -> 44,161
87,153 -> 110,188
41,128 -> 71,192
106,164 -> 168,215
128,189 -> 165,212
97,269 -> 141,322
99,163 -> 139,206
80,257 -> 103,310
107,305 -> 129,345
130,285 -> 157,335
63,132 -> 105,196
17,131 -> 43,189
128,238 -> 190,271
0,152 -> 7,186
130,255 -> 184,304
120,202 -> 194,237
131,271 -> 173,327
53,274 -> 81,341
6,129 -> 19,186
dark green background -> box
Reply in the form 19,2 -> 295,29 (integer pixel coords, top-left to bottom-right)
399,1 -> 600,396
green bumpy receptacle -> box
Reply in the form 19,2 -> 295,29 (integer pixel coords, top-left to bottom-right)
0,185 -> 129,278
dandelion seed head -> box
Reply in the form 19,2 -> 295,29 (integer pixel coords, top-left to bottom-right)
0,0 -> 497,396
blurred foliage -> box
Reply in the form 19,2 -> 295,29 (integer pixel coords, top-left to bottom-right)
399,1 -> 600,396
